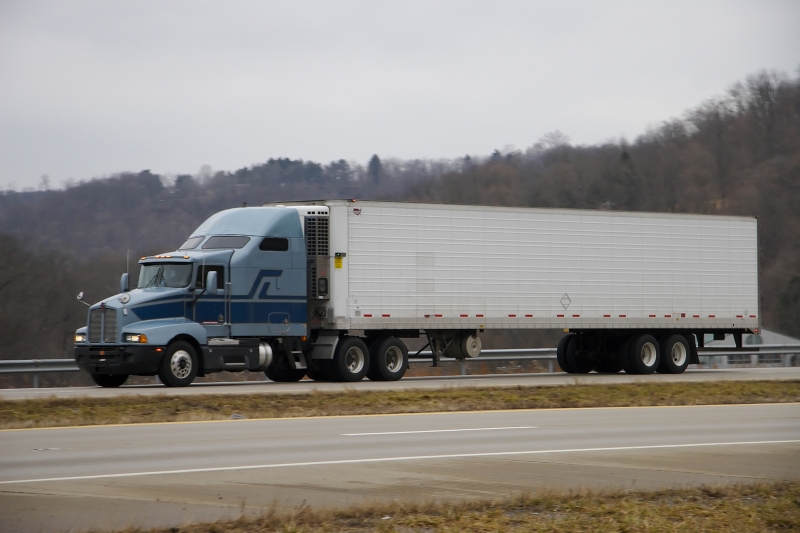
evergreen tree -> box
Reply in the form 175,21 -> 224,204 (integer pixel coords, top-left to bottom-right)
368,154 -> 382,184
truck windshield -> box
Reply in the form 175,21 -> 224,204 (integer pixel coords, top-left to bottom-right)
137,264 -> 193,288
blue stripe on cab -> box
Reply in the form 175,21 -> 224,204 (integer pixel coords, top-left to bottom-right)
132,302 -> 185,320
231,302 -> 307,324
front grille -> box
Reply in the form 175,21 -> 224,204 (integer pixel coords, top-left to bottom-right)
89,309 -> 103,343
103,310 -> 117,342
88,308 -> 118,343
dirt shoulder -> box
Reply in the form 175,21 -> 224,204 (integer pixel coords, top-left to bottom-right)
107,482 -> 800,533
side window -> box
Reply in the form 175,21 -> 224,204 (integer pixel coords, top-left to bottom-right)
203,236 -> 250,249
196,265 -> 225,289
260,237 -> 289,251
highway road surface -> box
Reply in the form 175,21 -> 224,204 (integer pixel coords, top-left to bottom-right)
1,402 -> 798,532
2,366 -> 799,400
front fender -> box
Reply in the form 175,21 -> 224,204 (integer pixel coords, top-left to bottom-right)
121,318 -> 207,346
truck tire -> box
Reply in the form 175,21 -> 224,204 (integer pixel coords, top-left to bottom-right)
657,334 -> 691,374
593,356 -> 622,373
91,373 -> 128,388
331,337 -> 369,382
305,362 -> 332,382
618,337 -> 633,373
265,364 -> 306,382
567,336 -> 593,374
158,341 -> 198,387
367,337 -> 408,381
556,333 -> 576,373
626,334 -> 660,375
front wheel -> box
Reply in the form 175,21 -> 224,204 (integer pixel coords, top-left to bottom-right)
158,341 -> 198,387
91,373 -> 128,388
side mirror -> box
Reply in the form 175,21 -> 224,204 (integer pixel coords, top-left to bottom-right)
120,273 -> 130,293
206,271 -> 218,295
77,292 -> 91,307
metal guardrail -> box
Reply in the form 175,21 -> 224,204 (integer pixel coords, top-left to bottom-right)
2,345 -> 799,387
409,344 -> 800,375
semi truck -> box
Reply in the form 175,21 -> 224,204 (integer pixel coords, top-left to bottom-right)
74,200 -> 759,387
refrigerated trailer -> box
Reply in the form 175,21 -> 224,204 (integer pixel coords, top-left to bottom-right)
74,200 -> 759,387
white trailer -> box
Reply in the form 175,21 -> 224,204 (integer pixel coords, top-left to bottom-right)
279,200 -> 759,379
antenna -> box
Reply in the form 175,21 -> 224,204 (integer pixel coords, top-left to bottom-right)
126,249 -> 130,276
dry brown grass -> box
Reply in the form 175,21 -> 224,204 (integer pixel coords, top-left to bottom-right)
1,380 -> 798,430
108,482 -> 800,532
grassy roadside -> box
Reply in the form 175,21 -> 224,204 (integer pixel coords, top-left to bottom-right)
1,380 -> 798,429
119,482 -> 800,532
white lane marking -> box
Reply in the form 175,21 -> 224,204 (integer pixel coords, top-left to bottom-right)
1,439 -> 798,486
342,426 -> 536,436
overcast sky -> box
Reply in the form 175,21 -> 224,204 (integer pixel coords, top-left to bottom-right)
1,1 -> 799,190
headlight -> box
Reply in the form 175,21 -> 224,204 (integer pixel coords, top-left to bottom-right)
74,333 -> 86,343
124,334 -> 148,343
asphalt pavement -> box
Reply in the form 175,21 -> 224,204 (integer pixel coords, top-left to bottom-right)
1,403 -> 798,532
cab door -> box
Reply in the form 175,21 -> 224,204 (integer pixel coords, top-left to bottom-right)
194,255 -> 233,337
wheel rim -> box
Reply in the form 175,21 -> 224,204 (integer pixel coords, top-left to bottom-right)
640,342 -> 657,367
384,346 -> 403,373
671,342 -> 687,366
170,350 -> 192,379
345,346 -> 365,374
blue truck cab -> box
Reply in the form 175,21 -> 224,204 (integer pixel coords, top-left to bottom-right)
74,206 -> 313,387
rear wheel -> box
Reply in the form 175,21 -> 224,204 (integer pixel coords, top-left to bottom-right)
626,334 -> 660,375
567,336 -> 592,374
619,337 -> 633,374
90,373 -> 128,388
556,333 -> 576,373
657,334 -> 691,374
305,362 -> 332,382
593,356 -> 622,373
367,337 -> 408,381
265,364 -> 306,382
331,337 -> 369,382
158,341 -> 198,387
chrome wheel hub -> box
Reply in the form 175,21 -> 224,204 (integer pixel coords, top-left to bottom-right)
384,346 -> 403,372
345,347 -> 365,374
170,350 -> 192,379
640,342 -> 657,367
